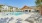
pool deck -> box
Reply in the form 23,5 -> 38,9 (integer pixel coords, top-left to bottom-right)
0,12 -> 35,23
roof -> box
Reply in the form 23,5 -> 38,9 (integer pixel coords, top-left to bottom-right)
21,5 -> 32,10
35,7 -> 42,10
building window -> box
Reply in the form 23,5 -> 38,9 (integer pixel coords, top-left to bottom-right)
25,10 -> 28,12
29,10 -> 31,12
36,10 -> 39,12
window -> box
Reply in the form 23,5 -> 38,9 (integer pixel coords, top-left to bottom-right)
29,10 -> 31,12
36,10 -> 39,12
25,10 -> 28,12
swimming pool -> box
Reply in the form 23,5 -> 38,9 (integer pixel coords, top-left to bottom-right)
5,12 -> 24,16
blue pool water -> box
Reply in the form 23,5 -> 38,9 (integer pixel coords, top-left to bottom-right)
7,12 -> 23,16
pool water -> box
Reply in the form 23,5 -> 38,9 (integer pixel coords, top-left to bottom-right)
6,12 -> 23,16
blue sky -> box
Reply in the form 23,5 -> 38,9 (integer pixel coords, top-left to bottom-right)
0,0 -> 36,8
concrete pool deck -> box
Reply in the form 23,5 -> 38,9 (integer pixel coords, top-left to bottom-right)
0,12 -> 35,23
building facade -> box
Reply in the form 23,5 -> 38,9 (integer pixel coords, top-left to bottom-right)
21,5 -> 34,12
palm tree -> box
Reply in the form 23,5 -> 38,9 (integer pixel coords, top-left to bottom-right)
16,8 -> 19,11
35,0 -> 42,15
35,0 -> 42,23
9,6 -> 13,12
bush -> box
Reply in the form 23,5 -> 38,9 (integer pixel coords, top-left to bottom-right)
0,10 -> 1,12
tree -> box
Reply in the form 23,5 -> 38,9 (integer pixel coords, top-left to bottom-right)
9,6 -> 13,12
0,5 -> 3,12
35,0 -> 42,15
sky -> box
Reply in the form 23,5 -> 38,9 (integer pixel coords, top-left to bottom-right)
0,0 -> 36,8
